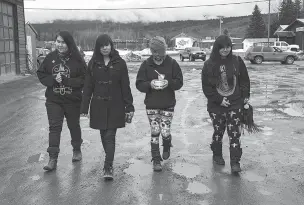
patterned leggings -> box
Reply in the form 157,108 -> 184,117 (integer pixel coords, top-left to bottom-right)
209,108 -> 242,149
146,108 -> 174,145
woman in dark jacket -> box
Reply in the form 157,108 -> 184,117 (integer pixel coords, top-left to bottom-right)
37,31 -> 87,171
81,34 -> 135,180
136,36 -> 183,172
201,35 -> 250,173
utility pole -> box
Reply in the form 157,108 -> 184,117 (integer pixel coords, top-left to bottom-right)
268,0 -> 271,45
217,16 -> 224,36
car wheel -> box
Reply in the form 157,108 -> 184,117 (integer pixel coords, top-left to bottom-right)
286,56 -> 295,64
254,56 -> 263,64
180,55 -> 184,62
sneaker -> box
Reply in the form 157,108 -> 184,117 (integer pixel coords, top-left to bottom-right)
213,155 -> 225,165
72,150 -> 82,162
103,166 -> 114,180
152,158 -> 162,172
231,162 -> 241,173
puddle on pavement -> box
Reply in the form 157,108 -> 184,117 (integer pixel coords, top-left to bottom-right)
242,172 -> 265,182
260,126 -> 273,131
124,159 -> 151,177
27,153 -> 43,163
187,181 -> 212,195
258,189 -> 273,196
279,103 -> 304,117
291,147 -> 302,152
199,200 -> 210,205
256,108 -> 274,112
30,175 -> 41,181
263,131 -> 274,136
172,162 -> 201,178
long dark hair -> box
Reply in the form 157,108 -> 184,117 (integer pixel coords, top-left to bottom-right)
209,34 -> 235,86
55,31 -> 86,66
90,34 -> 118,63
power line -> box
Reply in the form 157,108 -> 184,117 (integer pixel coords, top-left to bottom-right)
25,0 -> 274,11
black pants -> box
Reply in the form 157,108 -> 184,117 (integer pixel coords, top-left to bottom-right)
209,108 -> 243,162
100,129 -> 117,167
45,101 -> 83,153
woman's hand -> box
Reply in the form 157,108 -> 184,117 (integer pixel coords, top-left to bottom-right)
80,113 -> 89,118
220,97 -> 230,107
55,73 -> 62,83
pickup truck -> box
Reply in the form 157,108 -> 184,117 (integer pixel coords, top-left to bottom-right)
180,47 -> 206,61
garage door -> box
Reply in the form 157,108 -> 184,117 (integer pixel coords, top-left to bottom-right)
0,1 -> 15,75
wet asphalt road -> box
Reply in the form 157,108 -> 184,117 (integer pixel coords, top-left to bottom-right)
1,57 -> 304,205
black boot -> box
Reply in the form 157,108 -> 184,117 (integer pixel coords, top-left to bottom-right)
210,142 -> 225,165
103,163 -> 114,180
72,148 -> 82,162
43,147 -> 59,171
162,136 -> 173,160
151,142 -> 163,171
230,147 -> 242,173
72,140 -> 83,162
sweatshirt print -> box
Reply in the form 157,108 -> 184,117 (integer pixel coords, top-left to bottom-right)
52,61 -> 73,95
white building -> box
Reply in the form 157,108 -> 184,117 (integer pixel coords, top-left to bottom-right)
170,33 -> 199,50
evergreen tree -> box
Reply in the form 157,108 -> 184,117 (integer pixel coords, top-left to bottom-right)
294,0 -> 302,17
279,0 -> 296,25
245,5 -> 267,38
270,17 -> 280,38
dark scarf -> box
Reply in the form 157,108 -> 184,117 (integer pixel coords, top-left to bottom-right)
57,50 -> 71,65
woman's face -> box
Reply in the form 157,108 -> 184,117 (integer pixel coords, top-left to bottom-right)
219,46 -> 232,57
151,48 -> 166,62
100,43 -> 112,56
55,36 -> 68,53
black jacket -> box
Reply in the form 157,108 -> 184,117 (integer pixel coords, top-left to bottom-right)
37,51 -> 86,104
135,55 -> 183,109
80,50 -> 134,130
201,55 -> 250,112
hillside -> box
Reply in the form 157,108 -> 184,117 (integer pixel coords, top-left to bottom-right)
32,13 -> 278,49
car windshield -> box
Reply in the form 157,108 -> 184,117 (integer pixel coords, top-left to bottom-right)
190,47 -> 201,51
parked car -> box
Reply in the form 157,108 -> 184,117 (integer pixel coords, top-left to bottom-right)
244,46 -> 298,64
254,41 -> 300,52
180,47 -> 206,61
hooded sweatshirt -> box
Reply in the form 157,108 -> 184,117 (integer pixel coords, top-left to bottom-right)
201,35 -> 250,112
37,51 -> 86,104
136,55 -> 183,109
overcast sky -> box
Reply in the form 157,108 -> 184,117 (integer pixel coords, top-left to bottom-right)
24,0 -> 281,23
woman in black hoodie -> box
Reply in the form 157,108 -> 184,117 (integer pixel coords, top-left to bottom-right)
37,31 -> 87,171
81,34 -> 135,180
136,36 -> 183,172
201,35 -> 250,173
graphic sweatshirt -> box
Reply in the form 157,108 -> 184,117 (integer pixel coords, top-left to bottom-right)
201,55 -> 250,112
37,51 -> 86,104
